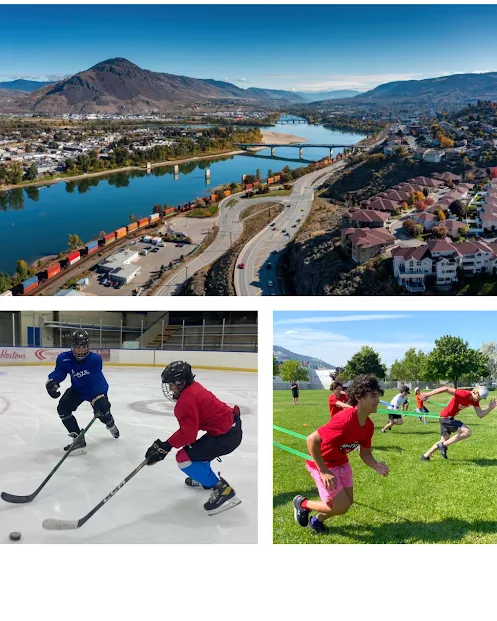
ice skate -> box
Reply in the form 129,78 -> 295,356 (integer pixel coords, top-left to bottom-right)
106,424 -> 120,439
63,432 -> 87,455
185,477 -> 209,490
204,476 -> 241,515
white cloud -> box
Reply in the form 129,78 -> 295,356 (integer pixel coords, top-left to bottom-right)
285,330 -> 299,335
236,77 -> 248,83
274,327 -> 434,367
274,314 -> 411,326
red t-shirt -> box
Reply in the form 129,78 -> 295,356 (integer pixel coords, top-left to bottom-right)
307,406 -> 374,470
328,391 -> 348,418
167,382 -> 235,448
440,390 -> 476,418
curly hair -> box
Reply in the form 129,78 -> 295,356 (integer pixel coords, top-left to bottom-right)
347,374 -> 384,406
330,377 -> 345,390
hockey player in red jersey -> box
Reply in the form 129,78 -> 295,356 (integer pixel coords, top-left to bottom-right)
145,361 -> 242,515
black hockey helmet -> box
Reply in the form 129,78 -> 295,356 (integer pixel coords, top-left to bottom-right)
71,329 -> 90,362
161,361 -> 195,401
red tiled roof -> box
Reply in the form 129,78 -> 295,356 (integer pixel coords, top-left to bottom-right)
391,245 -> 430,261
346,228 -> 395,249
347,209 -> 389,224
443,220 -> 466,231
414,212 -> 436,222
367,199 -> 399,212
410,176 -> 444,188
427,239 -> 457,253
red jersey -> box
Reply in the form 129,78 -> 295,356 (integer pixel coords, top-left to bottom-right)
440,390 -> 476,418
416,394 -> 424,409
167,382 -> 235,448
328,391 -> 348,418
307,406 -> 374,470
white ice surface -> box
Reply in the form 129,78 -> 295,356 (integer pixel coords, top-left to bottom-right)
0,367 -> 257,544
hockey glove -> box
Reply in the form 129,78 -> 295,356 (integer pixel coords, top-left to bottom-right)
91,394 -> 111,418
46,379 -> 61,399
145,439 -> 172,465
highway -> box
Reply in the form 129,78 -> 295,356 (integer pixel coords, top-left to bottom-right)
234,161 -> 346,296
153,193 -> 284,295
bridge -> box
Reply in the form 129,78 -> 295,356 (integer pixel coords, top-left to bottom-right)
234,143 -> 362,158
275,118 -> 307,124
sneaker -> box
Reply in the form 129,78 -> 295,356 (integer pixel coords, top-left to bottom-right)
203,475 -> 241,515
307,516 -> 326,534
64,432 -> 87,455
185,477 -> 209,490
293,495 -> 310,527
380,429 -> 386,434
106,424 -> 120,439
437,442 -> 448,459
420,455 -> 430,461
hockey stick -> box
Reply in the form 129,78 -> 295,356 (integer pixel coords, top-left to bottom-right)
42,459 -> 148,530
1,417 -> 97,504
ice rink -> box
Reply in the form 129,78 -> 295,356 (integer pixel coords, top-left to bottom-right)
0,366 -> 257,544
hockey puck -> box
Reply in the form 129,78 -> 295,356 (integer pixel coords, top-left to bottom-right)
9,532 -> 21,541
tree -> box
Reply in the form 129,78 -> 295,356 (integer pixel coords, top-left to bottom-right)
414,191 -> 424,202
449,199 -> 464,217
436,209 -> 446,221
412,223 -> 424,237
416,200 -> 427,212
24,164 -> 38,181
480,342 -> 497,379
425,197 -> 435,207
390,348 -> 427,382
129,214 -> 135,222
255,168 -> 261,180
425,335 -> 489,387
273,357 -> 280,377
68,233 -> 81,250
278,360 -> 309,383
15,259 -> 30,282
343,346 -> 386,380
432,225 -> 449,238
423,187 -> 429,197
401,201 -> 409,211
0,272 -> 12,294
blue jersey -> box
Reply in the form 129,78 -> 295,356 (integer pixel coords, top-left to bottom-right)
48,351 -> 109,402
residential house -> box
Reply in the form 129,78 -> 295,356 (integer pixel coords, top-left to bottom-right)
433,172 -> 461,184
362,198 -> 400,213
341,228 -> 395,264
391,245 -> 433,292
342,208 -> 389,229
412,212 -> 437,231
442,219 -> 468,239
409,176 -> 444,189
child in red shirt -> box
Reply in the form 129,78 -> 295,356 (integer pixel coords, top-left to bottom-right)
293,374 -> 389,534
328,379 -> 349,419
420,385 -> 496,461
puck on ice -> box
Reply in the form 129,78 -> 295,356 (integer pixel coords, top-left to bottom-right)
9,532 -> 21,541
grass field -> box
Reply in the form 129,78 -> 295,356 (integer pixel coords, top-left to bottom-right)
273,388 -> 497,544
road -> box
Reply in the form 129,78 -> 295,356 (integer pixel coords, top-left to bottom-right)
234,161 -> 346,296
153,194 -> 284,295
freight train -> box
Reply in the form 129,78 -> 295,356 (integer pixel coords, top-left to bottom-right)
7,155 -> 342,295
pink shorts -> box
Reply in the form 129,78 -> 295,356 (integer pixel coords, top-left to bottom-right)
305,461 -> 353,503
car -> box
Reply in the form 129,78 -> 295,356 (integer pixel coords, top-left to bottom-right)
285,232 -> 290,236
270,222 -> 276,227
238,263 -> 245,269
130,241 -> 136,245
292,224 -> 296,228
105,281 -> 111,287
272,227 -> 277,231
282,229 -> 286,233
159,243 -> 165,247
268,281 -> 274,288
301,208 -> 304,211
113,282 -> 121,289
145,246 -> 152,250
270,250 -> 277,255
175,242 -> 184,248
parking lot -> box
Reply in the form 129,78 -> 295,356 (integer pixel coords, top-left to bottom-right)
83,223 -> 202,296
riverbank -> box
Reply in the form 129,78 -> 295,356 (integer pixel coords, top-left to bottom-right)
0,130 -> 306,193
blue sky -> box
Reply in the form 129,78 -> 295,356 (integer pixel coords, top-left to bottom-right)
273,312 -> 497,367
2,5 -> 497,91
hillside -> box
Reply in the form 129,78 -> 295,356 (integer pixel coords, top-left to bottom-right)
0,79 -> 54,92
6,58 -> 304,114
273,345 -> 335,369
352,72 -> 497,104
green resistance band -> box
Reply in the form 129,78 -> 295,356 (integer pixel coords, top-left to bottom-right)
376,407 -> 440,419
273,424 -> 307,440
273,441 -> 313,461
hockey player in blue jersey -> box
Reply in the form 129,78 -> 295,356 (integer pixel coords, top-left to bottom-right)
45,329 -> 119,454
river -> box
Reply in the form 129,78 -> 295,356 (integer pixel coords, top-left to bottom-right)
0,117 -> 365,273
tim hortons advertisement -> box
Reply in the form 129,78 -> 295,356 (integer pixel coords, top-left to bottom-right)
0,348 -> 111,364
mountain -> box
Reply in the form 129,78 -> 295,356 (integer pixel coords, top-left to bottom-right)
0,79 -> 55,92
246,87 -> 306,103
273,345 -> 335,370
297,89 -> 362,102
9,58 -> 301,114
352,72 -> 497,103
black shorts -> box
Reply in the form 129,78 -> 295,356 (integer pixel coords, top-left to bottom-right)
291,390 -> 299,398
388,412 -> 402,422
184,414 -> 242,462
440,417 -> 465,436
417,406 -> 429,413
